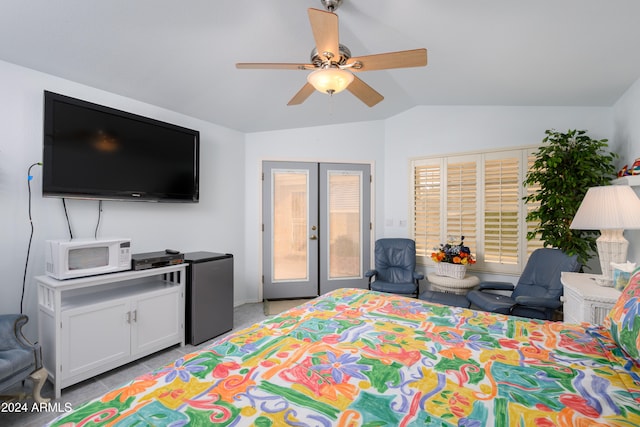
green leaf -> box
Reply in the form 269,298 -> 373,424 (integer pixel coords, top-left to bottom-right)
523,129 -> 618,265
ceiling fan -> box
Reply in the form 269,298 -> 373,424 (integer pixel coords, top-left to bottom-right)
236,0 -> 427,107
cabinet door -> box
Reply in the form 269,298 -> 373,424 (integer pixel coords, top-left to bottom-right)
132,288 -> 183,355
62,299 -> 130,380
562,286 -> 581,324
190,257 -> 233,345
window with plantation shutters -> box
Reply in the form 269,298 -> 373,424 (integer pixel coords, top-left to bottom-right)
525,150 -> 545,257
484,153 -> 520,266
412,161 -> 441,259
446,158 -> 478,261
410,146 -> 542,275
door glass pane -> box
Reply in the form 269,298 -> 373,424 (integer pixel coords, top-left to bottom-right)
328,171 -> 362,279
272,170 -> 309,282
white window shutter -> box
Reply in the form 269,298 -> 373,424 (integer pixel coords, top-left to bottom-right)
412,160 -> 442,262
483,153 -> 520,268
524,150 -> 544,259
445,158 -> 477,260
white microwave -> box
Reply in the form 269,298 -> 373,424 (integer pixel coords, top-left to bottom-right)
45,238 -> 132,280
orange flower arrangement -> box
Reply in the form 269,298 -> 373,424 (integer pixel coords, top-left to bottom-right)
431,236 -> 476,265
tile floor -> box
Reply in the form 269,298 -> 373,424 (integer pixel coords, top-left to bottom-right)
1,302 -> 268,427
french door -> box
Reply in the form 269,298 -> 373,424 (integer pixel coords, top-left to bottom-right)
262,161 -> 371,299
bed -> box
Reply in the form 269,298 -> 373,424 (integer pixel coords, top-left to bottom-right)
46,270 -> 640,426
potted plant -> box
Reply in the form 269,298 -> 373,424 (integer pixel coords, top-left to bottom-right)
523,129 -> 618,266
431,236 -> 476,278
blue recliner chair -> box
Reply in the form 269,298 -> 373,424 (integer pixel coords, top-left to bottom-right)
466,248 -> 580,320
0,314 -> 49,403
365,238 -> 424,297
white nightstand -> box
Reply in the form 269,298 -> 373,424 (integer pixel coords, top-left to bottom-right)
561,272 -> 621,325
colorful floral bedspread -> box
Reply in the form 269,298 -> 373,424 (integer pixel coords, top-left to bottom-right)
48,288 -> 640,426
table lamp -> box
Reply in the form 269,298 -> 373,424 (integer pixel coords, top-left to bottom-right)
570,185 -> 640,284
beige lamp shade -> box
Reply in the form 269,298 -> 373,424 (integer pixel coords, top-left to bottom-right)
570,185 -> 640,282
570,185 -> 640,230
307,68 -> 354,95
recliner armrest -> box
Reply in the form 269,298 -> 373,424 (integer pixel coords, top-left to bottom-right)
0,314 -> 30,351
514,296 -> 562,309
364,270 -> 377,278
478,281 -> 514,291
413,271 -> 425,281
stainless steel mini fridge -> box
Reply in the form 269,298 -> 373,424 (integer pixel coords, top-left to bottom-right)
183,252 -> 233,345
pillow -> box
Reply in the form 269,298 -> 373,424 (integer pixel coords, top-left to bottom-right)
604,266 -> 640,363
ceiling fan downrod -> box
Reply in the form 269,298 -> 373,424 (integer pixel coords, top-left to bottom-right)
320,0 -> 342,12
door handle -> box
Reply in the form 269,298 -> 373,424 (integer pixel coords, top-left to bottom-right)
310,235 -> 318,240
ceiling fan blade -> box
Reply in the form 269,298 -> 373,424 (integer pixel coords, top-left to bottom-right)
347,76 -> 384,107
308,8 -> 340,60
236,62 -> 315,70
347,48 -> 427,72
287,82 -> 316,106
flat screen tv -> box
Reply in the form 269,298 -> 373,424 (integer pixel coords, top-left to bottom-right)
43,91 -> 200,202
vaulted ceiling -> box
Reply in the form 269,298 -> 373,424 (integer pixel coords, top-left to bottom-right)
1,0 -> 639,133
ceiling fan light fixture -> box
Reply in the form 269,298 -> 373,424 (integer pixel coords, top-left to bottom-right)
307,68 -> 354,95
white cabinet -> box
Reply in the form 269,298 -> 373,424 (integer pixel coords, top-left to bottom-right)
612,175 -> 640,186
132,288 -> 183,354
61,298 -> 131,381
561,272 -> 621,325
37,264 -> 185,398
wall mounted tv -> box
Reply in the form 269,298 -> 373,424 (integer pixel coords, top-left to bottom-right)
43,91 -> 200,203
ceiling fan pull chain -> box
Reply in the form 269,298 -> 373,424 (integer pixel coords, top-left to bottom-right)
328,93 -> 336,116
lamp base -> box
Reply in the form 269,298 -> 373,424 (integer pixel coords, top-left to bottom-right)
594,276 -> 614,287
597,229 -> 629,281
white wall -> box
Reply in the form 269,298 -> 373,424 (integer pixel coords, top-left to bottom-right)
243,105 -> 613,292
0,60 -> 246,340
613,76 -> 640,262
384,105 -> 613,237
384,106 -> 613,282
2,56 -> 635,340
